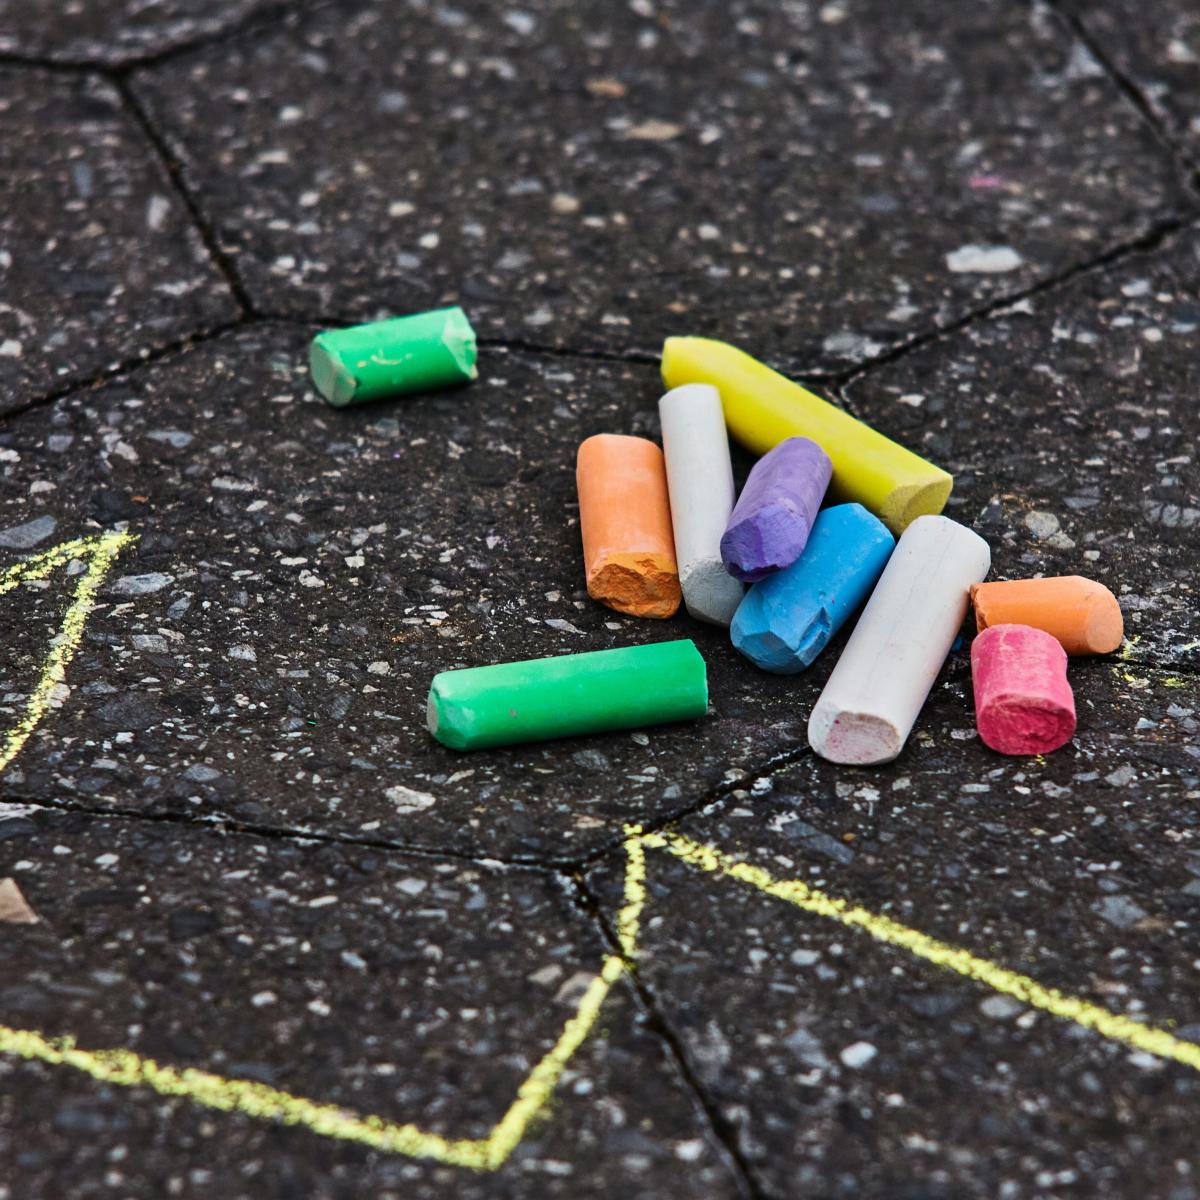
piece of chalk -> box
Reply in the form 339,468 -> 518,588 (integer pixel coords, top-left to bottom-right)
427,639 -> 708,751
808,515 -> 991,764
661,336 -> 952,535
731,503 -> 894,673
659,384 -> 744,625
971,624 -> 1076,755
720,436 -> 832,582
971,576 -> 1123,655
576,434 -> 681,619
310,306 -> 477,407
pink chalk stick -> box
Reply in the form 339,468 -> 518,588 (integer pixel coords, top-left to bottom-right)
971,624 -> 1076,756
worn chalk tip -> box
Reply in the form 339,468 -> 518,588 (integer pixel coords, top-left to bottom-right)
660,335 -> 711,385
680,561 -> 743,627
808,702 -> 904,765
587,553 -> 681,620
309,336 -> 358,407
1084,586 -> 1124,654
442,305 -> 479,381
426,681 -> 472,751
720,503 -> 811,583
880,474 -> 955,536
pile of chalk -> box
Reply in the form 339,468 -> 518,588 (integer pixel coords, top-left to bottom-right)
308,307 -> 1123,763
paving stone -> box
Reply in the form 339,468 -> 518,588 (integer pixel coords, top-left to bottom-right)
587,663 -> 1200,1198
0,69 -> 238,412
0,809 -> 738,1199
131,0 -> 1187,368
0,0 -> 288,65
843,227 -> 1200,669
1061,0 -> 1200,160
3,0 -> 1196,1191
0,326 -> 818,862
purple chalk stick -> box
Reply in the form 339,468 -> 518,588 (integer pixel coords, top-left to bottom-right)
720,436 -> 833,582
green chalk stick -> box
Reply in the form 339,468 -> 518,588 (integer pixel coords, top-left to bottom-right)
427,640 -> 708,751
309,306 -> 478,407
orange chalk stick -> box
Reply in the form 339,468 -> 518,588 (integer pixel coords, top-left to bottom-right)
971,576 -> 1123,655
576,434 -> 681,619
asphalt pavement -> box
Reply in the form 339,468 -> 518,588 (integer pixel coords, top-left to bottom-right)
1,2 -> 1198,1196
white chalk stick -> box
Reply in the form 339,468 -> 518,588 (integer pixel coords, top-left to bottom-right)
659,383 -> 745,625
808,515 -> 991,764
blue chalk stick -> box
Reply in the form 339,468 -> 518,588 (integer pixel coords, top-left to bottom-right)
730,503 -> 895,673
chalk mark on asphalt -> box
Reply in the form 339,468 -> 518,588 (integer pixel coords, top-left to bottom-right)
0,530 -> 135,774
1,537 -> 1198,1168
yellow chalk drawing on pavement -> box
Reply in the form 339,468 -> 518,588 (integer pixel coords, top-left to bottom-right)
643,828 -> 1200,1071
0,552 -> 1195,1166
0,531 -> 135,773
2,818 -> 1199,1167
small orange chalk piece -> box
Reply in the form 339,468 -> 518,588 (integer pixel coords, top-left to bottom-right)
970,575 -> 1123,656
576,434 -> 681,619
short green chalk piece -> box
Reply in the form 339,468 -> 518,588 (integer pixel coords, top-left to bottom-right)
427,640 -> 708,751
309,306 -> 478,407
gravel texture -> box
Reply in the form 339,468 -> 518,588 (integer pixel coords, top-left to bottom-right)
1,0 -> 1198,1194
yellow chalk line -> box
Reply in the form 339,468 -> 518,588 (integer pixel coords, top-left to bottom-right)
1,549 -> 1198,1165
1,828 -> 1198,1167
0,832 -> 638,1172
0,953 -> 628,1170
0,531 -> 632,1169
0,840 -> 646,1171
0,531 -> 136,774
644,826 -> 1200,1072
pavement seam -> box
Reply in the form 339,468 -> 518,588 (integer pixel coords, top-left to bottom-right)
0,793 -> 571,873
258,208 -> 1200,392
112,73 -> 256,318
0,0 -> 343,74
1043,0 -> 1200,187
570,743 -> 815,873
256,313 -> 845,381
0,53 -> 92,74
10,203 -> 1196,416
0,738 -> 814,873
566,869 -> 771,1200
829,211 -> 1200,391
0,316 -> 255,421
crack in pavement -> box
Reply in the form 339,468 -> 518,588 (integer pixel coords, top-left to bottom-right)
1044,0 -> 1200,184
0,790 -> 567,874
567,871 -> 769,1200
4,211 -> 1197,418
0,736 -> 813,874
0,0 -> 344,73
0,316 -> 254,422
113,74 -> 255,318
828,211 -> 1200,392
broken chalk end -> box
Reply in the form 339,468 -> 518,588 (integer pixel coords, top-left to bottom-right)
442,305 -> 479,381
1085,591 -> 1125,655
309,337 -> 359,407
426,685 -> 473,751
587,553 -> 681,619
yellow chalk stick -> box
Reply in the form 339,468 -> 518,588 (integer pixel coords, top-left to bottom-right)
661,337 -> 953,535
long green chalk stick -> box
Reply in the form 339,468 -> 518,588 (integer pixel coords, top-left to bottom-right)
310,306 -> 477,407
427,640 -> 708,751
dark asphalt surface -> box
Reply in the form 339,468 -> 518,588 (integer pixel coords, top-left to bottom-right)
1,2 -> 1198,1197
